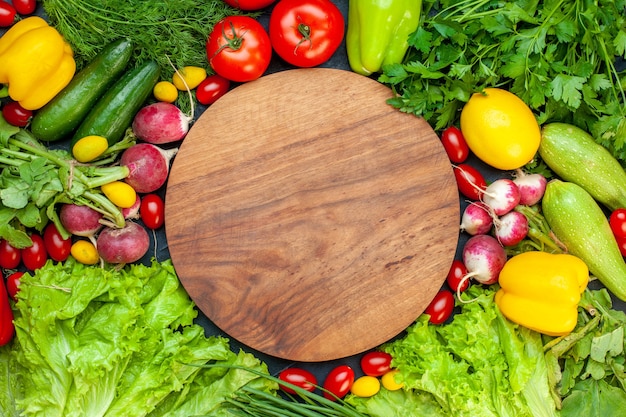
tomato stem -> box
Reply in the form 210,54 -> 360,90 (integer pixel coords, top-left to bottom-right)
295,23 -> 312,51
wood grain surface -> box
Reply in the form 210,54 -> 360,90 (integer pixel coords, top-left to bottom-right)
165,68 -> 460,361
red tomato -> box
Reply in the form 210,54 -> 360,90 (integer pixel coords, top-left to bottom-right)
140,194 -> 165,229
12,0 -> 37,15
360,351 -> 392,377
441,126 -> 470,163
616,235 -> 626,257
0,1 -> 16,27
6,271 -> 24,302
610,209 -> 626,239
278,367 -> 318,394
195,74 -> 230,106
43,223 -> 71,262
453,163 -> 487,200
222,0 -> 276,10
206,16 -> 272,82
446,259 -> 470,293
424,289 -> 455,325
0,239 -> 21,269
2,101 -> 32,127
323,365 -> 354,401
21,234 -> 47,271
269,0 -> 345,68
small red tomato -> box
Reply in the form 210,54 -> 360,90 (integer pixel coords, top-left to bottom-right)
0,1 -> 16,27
2,101 -> 33,127
424,289 -> 455,325
6,271 -> 24,302
12,0 -> 37,15
222,0 -> 276,10
360,351 -> 392,377
43,223 -> 72,262
278,367 -> 318,394
610,209 -> 626,239
453,163 -> 487,200
195,74 -> 230,106
441,126 -> 470,163
140,194 -> 165,229
323,365 -> 354,401
0,239 -> 21,269
446,259 -> 470,293
616,235 -> 626,257
21,234 -> 47,271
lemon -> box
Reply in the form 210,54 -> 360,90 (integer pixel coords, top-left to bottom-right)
460,88 -> 541,170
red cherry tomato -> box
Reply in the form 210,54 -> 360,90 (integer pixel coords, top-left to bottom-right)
140,194 -> 165,229
222,0 -> 276,10
453,163 -> 487,200
0,1 -> 16,27
12,0 -> 37,15
43,223 -> 71,262
21,234 -> 47,271
195,74 -> 230,106
278,367 -> 318,394
6,271 -> 24,302
360,351 -> 392,377
616,235 -> 626,257
206,16 -> 272,82
323,365 -> 354,401
2,101 -> 33,127
269,0 -> 345,68
0,239 -> 21,269
446,259 -> 470,293
441,126 -> 470,163
610,209 -> 626,239
424,289 -> 455,325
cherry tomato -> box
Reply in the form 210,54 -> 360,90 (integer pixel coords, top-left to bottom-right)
269,0 -> 345,68
441,126 -> 470,163
446,259 -> 470,293
616,235 -> 626,257
12,0 -> 37,15
195,74 -> 230,106
381,369 -> 404,391
222,0 -> 276,10
21,234 -> 47,271
206,16 -> 272,83
360,351 -> 392,377
350,375 -> 380,398
322,365 -> 354,401
453,163 -> 487,200
43,223 -> 71,262
0,1 -> 16,27
6,271 -> 24,302
424,289 -> 455,325
2,101 -> 33,127
140,194 -> 165,229
278,367 -> 317,394
610,208 -> 626,239
0,239 -> 21,269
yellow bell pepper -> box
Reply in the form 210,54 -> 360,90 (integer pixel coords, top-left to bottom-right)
0,16 -> 76,110
495,251 -> 589,336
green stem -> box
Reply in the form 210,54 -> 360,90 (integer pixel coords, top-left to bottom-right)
83,191 -> 125,228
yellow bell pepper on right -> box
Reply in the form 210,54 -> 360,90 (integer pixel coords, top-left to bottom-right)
495,251 -> 589,336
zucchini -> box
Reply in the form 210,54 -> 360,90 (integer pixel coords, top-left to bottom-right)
30,39 -> 133,142
542,180 -> 626,301
539,122 -> 626,211
72,60 -> 161,147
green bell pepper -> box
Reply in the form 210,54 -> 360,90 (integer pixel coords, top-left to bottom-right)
346,0 -> 422,76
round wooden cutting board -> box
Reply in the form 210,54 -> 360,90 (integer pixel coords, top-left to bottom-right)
165,68 -> 460,362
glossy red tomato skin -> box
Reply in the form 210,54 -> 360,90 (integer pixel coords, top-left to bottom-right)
446,259 -> 470,292
43,223 -> 71,262
0,239 -> 21,269
6,271 -> 24,302
269,0 -> 345,68
278,367 -> 318,394
424,289 -> 455,325
453,163 -> 487,200
323,365 -> 354,401
222,0 -> 276,10
360,351 -> 392,377
206,16 -> 272,83
441,126 -> 470,163
2,101 -> 33,127
0,1 -> 16,27
140,194 -> 165,229
195,74 -> 230,106
610,209 -> 626,239
12,0 -> 37,15
616,235 -> 626,257
21,234 -> 47,271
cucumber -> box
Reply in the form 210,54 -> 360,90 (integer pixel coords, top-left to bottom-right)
539,122 -> 626,211
72,60 -> 161,147
30,39 -> 134,142
542,180 -> 626,301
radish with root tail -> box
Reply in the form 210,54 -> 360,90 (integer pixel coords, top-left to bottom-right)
458,235 -> 507,301
120,144 -> 178,193
513,169 -> 547,206
494,210 -> 529,246
482,178 -> 521,216
96,221 -> 150,265
460,201 -> 494,235
59,203 -> 104,246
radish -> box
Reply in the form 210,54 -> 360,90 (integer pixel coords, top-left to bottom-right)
132,102 -> 191,144
122,194 -> 141,219
59,204 -> 103,239
512,169 -> 547,206
493,210 -> 529,246
120,143 -> 178,193
96,221 -> 150,265
460,201 -> 494,235
461,234 -> 507,287
482,178 -> 520,216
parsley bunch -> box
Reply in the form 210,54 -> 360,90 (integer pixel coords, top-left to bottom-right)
382,0 -> 626,164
